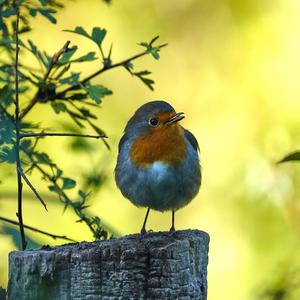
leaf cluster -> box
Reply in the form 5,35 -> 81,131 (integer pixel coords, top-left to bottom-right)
0,0 -> 166,243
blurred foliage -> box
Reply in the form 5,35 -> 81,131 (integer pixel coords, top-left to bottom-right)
258,267 -> 300,300
0,0 -> 165,245
1,225 -> 42,249
278,151 -> 300,164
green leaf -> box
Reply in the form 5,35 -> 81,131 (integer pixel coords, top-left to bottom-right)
70,52 -> 97,63
84,172 -> 106,189
66,93 -> 88,101
28,8 -> 57,24
90,122 -> 106,136
59,72 -> 80,85
62,177 -> 76,189
66,111 -> 85,128
53,64 -> 71,80
133,70 -> 155,91
2,226 -> 42,250
0,84 -> 14,106
89,122 -> 110,150
124,61 -> 133,70
0,119 -> 15,144
57,46 -> 77,64
20,122 -> 39,130
27,39 -> 38,54
139,36 -> 163,60
2,7 -> 17,17
38,9 -> 57,24
139,77 -> 154,90
134,70 -> 151,76
66,109 -> 86,120
150,48 -> 160,60
149,35 -> 160,45
277,151 -> 300,164
19,25 -> 32,34
27,39 -> 49,67
70,138 -> 93,152
29,8 -> 38,17
20,139 -> 32,152
56,168 -> 63,178
79,108 -> 96,119
64,27 -> 107,50
91,27 -> 106,47
29,71 -> 43,82
82,83 -> 112,104
38,0 -> 47,6
48,185 -> 62,195
78,190 -> 90,201
63,26 -> 89,38
34,152 -> 52,164
51,102 -> 67,113
0,145 -> 15,163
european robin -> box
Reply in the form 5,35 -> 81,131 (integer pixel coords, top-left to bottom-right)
115,100 -> 201,233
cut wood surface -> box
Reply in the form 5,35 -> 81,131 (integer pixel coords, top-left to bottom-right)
8,229 -> 209,300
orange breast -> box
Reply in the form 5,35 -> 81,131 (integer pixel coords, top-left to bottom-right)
130,125 -> 187,168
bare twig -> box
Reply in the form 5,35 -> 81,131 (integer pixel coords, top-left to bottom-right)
44,40 -> 71,81
18,167 -> 48,211
19,41 -> 70,119
14,2 -> 27,251
20,132 -> 108,139
0,216 -> 76,242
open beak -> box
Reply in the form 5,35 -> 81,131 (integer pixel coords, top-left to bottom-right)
165,112 -> 185,125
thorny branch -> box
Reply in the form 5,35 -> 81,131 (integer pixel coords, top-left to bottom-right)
18,167 -> 48,211
21,147 -> 109,240
20,43 -> 168,120
20,132 -> 107,139
14,1 -> 27,250
19,41 -> 71,119
57,43 -> 168,96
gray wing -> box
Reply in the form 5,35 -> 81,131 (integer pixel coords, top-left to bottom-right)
184,129 -> 200,152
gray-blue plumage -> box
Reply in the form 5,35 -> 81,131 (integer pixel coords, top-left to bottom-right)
115,101 -> 201,212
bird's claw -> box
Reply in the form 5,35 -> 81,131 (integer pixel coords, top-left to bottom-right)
140,228 -> 154,235
169,226 -> 175,234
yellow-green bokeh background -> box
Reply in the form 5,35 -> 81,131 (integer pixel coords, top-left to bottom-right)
1,0 -> 300,299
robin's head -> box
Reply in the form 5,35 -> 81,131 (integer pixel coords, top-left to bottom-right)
124,100 -> 184,138
124,101 -> 186,167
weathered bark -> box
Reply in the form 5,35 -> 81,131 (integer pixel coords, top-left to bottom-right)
0,287 -> 6,300
8,229 -> 209,300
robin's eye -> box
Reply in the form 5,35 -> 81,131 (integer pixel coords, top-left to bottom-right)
149,117 -> 159,127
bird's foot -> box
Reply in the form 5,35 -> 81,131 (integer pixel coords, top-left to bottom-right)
169,226 -> 176,234
140,228 -> 153,235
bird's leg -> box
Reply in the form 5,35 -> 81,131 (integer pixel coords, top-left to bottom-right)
141,207 -> 150,234
170,208 -> 175,233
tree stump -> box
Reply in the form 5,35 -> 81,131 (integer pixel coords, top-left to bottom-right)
0,287 -> 6,300
8,229 -> 209,300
